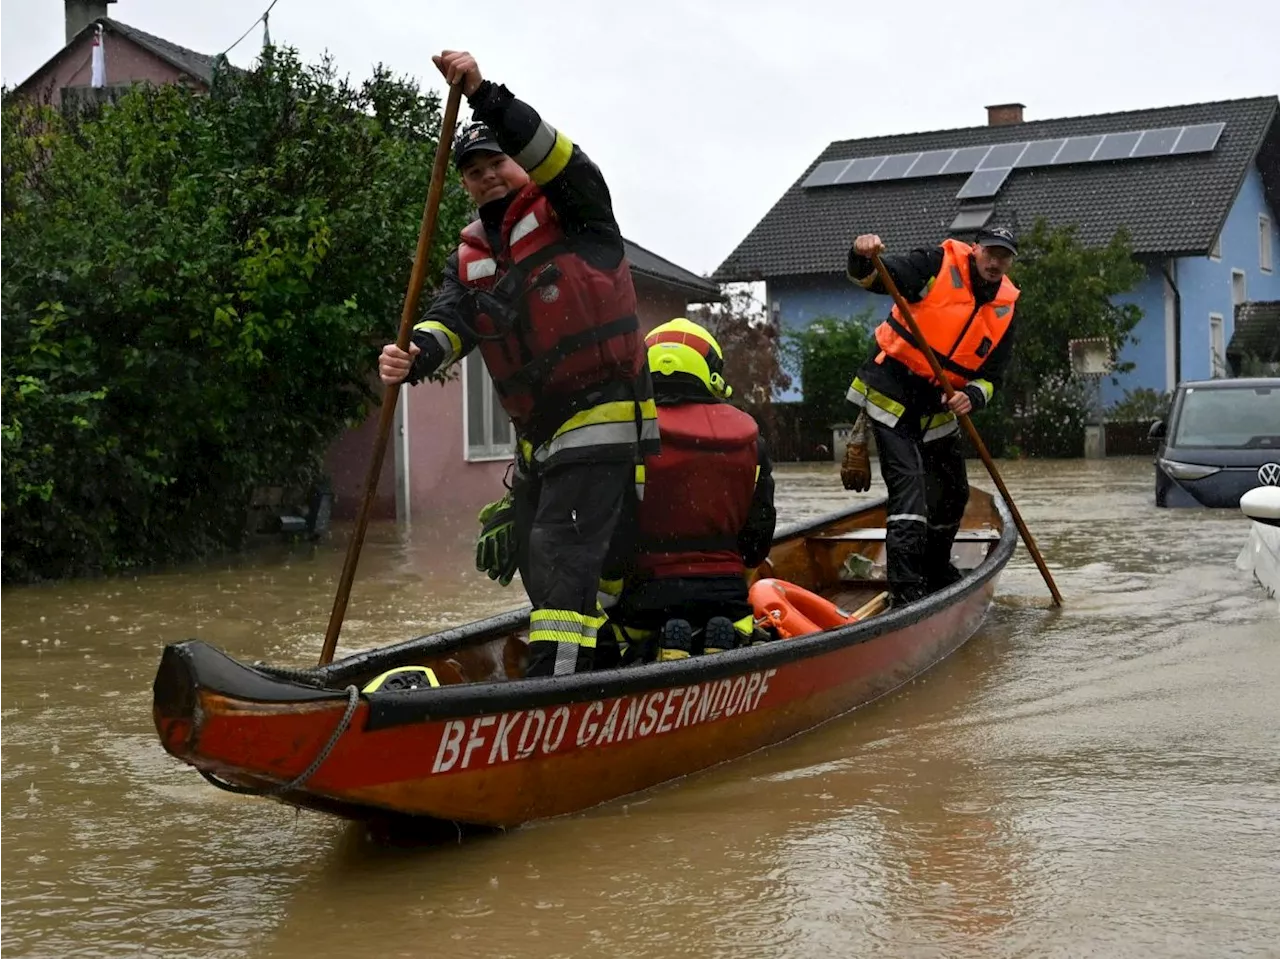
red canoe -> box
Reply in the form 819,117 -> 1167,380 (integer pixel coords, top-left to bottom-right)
152,490 -> 1013,827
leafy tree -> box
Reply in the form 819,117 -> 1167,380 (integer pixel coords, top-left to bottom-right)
1107,387 -> 1173,423
688,285 -> 792,424
1,48 -> 471,581
783,311 -> 875,429
1003,219 -> 1145,413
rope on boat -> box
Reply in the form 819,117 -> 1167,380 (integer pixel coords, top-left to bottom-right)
198,684 -> 360,798
250,662 -> 330,688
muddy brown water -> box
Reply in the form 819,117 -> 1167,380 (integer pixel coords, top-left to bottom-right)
3,458 -> 1278,958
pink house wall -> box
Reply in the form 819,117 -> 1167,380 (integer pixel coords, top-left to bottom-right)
17,30 -> 200,105
326,275 -> 709,521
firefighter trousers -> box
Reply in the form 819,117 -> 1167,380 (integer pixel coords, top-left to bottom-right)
513,459 -> 636,677
869,423 -> 969,602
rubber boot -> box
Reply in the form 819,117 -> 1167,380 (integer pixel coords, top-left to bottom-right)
702,616 -> 737,655
657,619 -> 693,661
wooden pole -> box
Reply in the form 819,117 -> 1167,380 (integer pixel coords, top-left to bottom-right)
871,253 -> 1064,606
318,82 -> 465,666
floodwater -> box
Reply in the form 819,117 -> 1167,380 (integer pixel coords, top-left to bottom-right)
3,457 -> 1277,959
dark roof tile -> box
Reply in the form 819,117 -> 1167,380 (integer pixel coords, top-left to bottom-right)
625,238 -> 722,301
104,19 -> 225,87
716,97 -> 1279,281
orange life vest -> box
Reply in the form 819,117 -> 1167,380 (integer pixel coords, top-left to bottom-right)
455,184 -> 644,435
874,238 -> 1019,388
633,402 -> 759,580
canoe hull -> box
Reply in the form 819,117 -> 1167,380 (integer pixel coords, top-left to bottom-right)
156,572 -> 995,827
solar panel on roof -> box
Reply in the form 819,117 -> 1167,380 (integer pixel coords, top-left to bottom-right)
870,153 -> 919,180
956,167 -> 1012,200
1054,135 -> 1104,165
1015,139 -> 1065,167
941,146 -> 992,175
1172,122 -> 1225,154
1093,130 -> 1143,162
834,156 -> 888,184
1131,127 -> 1183,158
800,120 -> 1229,195
801,159 -> 851,188
904,150 -> 955,178
950,204 -> 995,232
979,142 -> 1028,170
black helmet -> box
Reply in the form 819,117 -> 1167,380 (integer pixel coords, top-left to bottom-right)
453,121 -> 503,170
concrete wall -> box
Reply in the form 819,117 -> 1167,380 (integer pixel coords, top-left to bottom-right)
635,276 -> 696,335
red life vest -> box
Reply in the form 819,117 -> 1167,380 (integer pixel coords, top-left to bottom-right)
874,238 -> 1019,388
455,184 -> 643,434
634,402 -> 759,580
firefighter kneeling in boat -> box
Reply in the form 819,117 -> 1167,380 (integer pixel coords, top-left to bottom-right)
843,226 -> 1020,606
379,51 -> 658,678
599,319 -> 778,664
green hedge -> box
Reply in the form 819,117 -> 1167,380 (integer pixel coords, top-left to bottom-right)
1,49 -> 471,581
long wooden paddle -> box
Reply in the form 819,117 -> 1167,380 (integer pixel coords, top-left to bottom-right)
870,252 -> 1064,606
318,82 -> 465,666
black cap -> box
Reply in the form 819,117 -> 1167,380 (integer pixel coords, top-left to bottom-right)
975,225 -> 1018,253
453,121 -> 504,169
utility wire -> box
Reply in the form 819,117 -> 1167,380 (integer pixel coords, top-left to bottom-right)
219,0 -> 282,59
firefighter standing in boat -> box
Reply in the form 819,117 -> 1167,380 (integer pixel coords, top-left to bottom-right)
843,226 -> 1020,606
378,51 -> 659,678
601,319 -> 777,664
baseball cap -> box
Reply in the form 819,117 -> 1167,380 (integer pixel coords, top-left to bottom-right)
453,121 -> 504,169
975,225 -> 1018,253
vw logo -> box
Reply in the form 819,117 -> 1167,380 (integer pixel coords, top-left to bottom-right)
1260,463 -> 1280,486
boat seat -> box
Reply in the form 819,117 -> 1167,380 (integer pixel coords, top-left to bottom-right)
807,528 -> 1001,543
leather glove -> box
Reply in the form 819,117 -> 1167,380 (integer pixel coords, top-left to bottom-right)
475,491 -> 517,587
840,411 -> 873,492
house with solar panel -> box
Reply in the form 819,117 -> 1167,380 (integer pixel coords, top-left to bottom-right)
715,99 -> 1280,404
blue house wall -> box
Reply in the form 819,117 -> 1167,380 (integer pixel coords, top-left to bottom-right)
768,167 -> 1280,406
1175,167 -> 1280,382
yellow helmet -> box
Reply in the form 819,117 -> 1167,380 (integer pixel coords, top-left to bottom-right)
644,318 -> 732,400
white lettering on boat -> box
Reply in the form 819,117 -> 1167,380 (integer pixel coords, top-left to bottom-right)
429,668 -> 777,774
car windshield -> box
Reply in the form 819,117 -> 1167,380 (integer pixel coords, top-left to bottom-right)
1172,385 -> 1280,448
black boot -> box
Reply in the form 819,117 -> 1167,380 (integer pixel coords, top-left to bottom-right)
702,616 -> 738,654
657,619 -> 693,661
928,563 -> 964,592
890,584 -> 930,608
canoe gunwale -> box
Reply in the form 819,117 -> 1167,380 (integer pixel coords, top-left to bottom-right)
161,493 -> 1014,731
361,492 -> 1013,730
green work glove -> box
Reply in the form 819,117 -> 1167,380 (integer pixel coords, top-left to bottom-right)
475,491 -> 517,587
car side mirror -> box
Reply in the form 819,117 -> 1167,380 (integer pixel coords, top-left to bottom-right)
1241,487 -> 1280,528
1148,419 -> 1166,440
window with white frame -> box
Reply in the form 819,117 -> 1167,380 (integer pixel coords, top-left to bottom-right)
1231,269 -> 1247,308
463,350 -> 515,461
1261,214 -> 1273,273
1209,313 -> 1226,378
1209,233 -> 1222,260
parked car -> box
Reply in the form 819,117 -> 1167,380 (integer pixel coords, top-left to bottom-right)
1150,377 -> 1280,508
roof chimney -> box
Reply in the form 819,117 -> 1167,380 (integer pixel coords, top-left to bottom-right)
986,103 -> 1025,127
65,0 -> 117,45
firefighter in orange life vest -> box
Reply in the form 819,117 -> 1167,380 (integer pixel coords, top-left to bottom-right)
378,51 -> 659,678
596,319 -> 777,665
844,226 -> 1019,606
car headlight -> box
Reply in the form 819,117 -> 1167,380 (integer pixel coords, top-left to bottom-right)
1159,458 -> 1221,481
